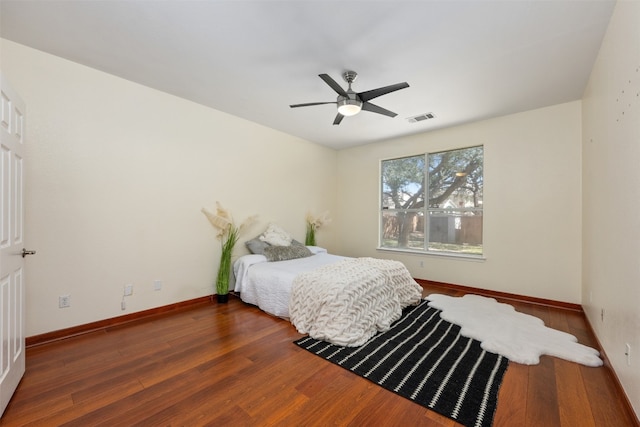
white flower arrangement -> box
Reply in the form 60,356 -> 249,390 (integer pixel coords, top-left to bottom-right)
305,211 -> 331,246
202,202 -> 257,298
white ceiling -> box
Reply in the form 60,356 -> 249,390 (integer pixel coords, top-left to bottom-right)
0,0 -> 615,150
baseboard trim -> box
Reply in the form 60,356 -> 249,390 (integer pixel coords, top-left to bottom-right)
26,295 -> 214,348
415,279 -> 583,312
27,282 -> 581,348
582,311 -> 640,426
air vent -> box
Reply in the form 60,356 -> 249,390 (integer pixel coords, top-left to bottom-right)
407,112 -> 436,123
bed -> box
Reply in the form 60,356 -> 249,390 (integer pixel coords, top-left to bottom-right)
233,243 -> 423,346
233,246 -> 343,318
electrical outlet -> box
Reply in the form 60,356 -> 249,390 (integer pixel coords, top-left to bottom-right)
153,280 -> 162,291
625,343 -> 631,366
601,308 -> 605,322
124,284 -> 133,296
59,295 -> 71,308
420,260 -> 424,268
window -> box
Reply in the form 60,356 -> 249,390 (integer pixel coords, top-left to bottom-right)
380,146 -> 483,256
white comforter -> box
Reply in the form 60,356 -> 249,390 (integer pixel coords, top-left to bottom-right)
233,247 -> 345,317
289,257 -> 423,347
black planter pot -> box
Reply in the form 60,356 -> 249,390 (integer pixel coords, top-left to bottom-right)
216,293 -> 229,304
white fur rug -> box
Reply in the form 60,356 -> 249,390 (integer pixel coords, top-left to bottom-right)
427,294 -> 603,367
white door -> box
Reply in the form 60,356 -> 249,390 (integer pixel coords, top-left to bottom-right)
0,73 -> 27,417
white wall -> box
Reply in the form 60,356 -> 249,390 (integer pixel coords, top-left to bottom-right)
336,101 -> 583,303
582,0 -> 640,417
2,8 -> 638,416
1,39 -> 338,336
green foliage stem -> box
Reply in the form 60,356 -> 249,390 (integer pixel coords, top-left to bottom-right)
305,223 -> 316,246
216,225 -> 239,295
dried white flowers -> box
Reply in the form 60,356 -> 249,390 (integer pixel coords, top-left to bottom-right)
305,211 -> 331,246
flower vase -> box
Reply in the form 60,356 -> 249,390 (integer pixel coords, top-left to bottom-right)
215,246 -> 232,303
305,223 -> 316,246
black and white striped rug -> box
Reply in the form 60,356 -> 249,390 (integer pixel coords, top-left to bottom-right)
294,299 -> 509,427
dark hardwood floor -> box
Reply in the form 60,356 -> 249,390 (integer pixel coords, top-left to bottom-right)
1,283 -> 637,426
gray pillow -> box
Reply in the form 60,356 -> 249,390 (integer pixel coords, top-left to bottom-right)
245,237 -> 271,255
264,243 -> 312,262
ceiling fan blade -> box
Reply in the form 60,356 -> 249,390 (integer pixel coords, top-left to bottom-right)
290,101 -> 336,108
319,74 -> 349,97
358,82 -> 409,102
333,113 -> 345,125
361,101 -> 398,118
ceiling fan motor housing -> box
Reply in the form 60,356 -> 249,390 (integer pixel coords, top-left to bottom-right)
337,72 -> 361,115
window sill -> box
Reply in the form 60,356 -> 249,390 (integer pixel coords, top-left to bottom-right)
376,247 -> 486,261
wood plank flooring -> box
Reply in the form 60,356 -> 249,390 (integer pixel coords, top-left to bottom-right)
1,284 -> 637,426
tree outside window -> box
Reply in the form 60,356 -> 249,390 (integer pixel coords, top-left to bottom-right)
381,146 -> 483,256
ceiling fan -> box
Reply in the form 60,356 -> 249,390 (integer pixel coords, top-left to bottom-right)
290,71 -> 409,125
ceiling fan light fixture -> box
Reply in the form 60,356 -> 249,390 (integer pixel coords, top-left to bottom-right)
337,99 -> 362,116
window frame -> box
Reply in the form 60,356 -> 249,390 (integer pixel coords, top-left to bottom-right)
379,145 -> 484,259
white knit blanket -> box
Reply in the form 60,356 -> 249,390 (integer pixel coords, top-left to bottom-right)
289,257 -> 423,347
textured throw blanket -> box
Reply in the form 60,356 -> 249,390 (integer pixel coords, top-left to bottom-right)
289,257 -> 423,346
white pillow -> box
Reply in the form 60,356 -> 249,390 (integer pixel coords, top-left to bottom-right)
259,223 -> 293,246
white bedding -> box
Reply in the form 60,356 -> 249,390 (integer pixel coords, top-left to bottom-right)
290,257 -> 423,346
233,247 -> 345,317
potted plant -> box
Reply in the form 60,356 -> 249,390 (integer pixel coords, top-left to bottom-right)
202,202 -> 257,303
305,211 -> 331,246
